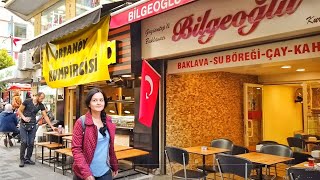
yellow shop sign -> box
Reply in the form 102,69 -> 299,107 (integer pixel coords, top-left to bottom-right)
43,16 -> 116,88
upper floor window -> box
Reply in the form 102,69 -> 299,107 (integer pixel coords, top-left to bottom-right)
41,0 -> 66,33
76,0 -> 100,16
14,23 -> 27,38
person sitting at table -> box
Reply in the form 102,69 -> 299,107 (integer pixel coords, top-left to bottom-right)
72,88 -> 118,180
0,104 -> 20,147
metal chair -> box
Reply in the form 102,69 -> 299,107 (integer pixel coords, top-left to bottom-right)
165,146 -> 206,180
291,152 -> 312,165
216,153 -> 254,180
287,137 -> 306,152
257,140 -> 278,145
287,167 -> 320,180
197,139 -> 234,178
260,144 -> 293,178
231,145 -> 249,155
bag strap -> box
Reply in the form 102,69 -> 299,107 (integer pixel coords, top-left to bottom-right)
80,115 -> 86,146
80,115 -> 86,133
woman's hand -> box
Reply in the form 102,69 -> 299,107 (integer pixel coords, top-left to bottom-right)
112,170 -> 118,177
85,175 -> 95,180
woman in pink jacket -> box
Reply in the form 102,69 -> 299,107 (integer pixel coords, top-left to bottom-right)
72,88 -> 118,180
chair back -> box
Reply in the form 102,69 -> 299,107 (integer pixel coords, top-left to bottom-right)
231,145 -> 249,155
291,152 -> 312,165
216,153 -> 253,179
260,144 -> 293,164
287,137 -> 306,151
257,140 -> 278,145
165,146 -> 189,166
211,138 -> 234,152
287,167 -> 320,180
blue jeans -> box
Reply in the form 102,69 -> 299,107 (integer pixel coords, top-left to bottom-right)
20,123 -> 37,160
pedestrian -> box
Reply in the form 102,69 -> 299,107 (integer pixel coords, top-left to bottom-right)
0,104 -> 19,147
12,91 -> 22,111
17,92 -> 57,167
72,88 -> 118,180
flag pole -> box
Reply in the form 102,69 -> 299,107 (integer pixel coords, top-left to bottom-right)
10,16 -> 13,57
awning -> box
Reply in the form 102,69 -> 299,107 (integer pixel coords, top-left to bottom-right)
20,1 -> 126,52
7,84 -> 31,91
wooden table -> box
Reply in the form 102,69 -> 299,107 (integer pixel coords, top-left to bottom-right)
43,132 -> 73,144
116,149 -> 149,159
184,146 -> 230,179
62,136 -> 73,147
62,136 -> 72,141
114,145 -> 133,152
236,152 -> 293,166
236,152 -> 294,180
184,146 -> 229,155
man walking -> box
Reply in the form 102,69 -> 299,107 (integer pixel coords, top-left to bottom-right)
17,92 -> 57,167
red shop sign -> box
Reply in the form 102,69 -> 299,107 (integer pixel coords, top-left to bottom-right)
110,0 -> 196,29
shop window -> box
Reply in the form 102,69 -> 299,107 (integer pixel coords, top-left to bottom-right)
13,23 -> 27,38
41,0 -> 66,33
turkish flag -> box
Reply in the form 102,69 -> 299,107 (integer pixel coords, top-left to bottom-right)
139,60 -> 161,127
12,37 -> 21,46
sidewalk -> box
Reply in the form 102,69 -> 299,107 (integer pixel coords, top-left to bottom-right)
0,142 -> 169,180
0,143 -> 72,180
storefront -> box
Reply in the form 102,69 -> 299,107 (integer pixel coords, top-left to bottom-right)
15,1 -> 165,171
141,0 -> 320,160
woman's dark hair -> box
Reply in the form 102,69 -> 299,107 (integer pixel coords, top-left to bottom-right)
85,88 -> 108,137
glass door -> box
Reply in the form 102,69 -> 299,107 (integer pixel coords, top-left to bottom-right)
304,82 -> 320,135
244,83 -> 263,147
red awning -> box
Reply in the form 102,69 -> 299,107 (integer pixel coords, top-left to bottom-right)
7,84 -> 31,91
110,0 -> 196,29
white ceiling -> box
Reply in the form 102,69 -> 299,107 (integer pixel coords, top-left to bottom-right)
222,58 -> 320,76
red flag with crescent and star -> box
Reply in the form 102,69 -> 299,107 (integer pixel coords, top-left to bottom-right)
139,60 -> 161,127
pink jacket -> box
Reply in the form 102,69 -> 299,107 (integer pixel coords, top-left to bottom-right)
72,111 -> 118,179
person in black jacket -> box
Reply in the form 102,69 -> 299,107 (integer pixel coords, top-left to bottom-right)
0,104 -> 19,147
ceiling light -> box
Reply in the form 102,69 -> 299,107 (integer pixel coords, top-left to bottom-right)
109,110 -> 115,113
296,68 -> 305,72
281,65 -> 291,69
256,87 -> 261,90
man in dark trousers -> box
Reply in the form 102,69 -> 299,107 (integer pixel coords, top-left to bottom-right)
17,92 -> 57,167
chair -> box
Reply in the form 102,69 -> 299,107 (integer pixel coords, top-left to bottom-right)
211,139 -> 234,152
291,152 -> 312,165
165,146 -> 206,180
260,144 -> 293,177
287,137 -> 306,152
257,140 -> 278,145
287,167 -> 320,180
216,153 -> 254,180
231,145 -> 249,155
197,139 -> 234,178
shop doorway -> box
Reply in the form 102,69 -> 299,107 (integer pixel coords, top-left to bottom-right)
244,83 -> 263,147
64,87 -> 77,132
